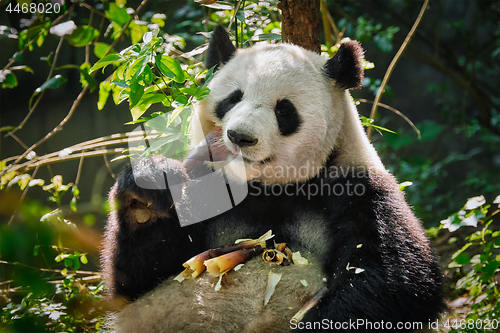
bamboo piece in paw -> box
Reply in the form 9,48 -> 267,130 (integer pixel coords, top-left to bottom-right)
174,230 -> 274,281
205,246 -> 263,277
174,250 -> 211,281
292,287 -> 328,322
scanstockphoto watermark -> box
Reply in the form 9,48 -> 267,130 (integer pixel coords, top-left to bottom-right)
290,318 -> 425,331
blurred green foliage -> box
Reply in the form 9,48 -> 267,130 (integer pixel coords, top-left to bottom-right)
442,196 -> 500,332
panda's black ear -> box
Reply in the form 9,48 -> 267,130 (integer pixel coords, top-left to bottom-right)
324,41 -> 364,90
206,25 -> 236,71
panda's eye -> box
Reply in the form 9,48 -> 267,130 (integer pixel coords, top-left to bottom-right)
215,89 -> 243,120
274,99 -> 301,136
275,99 -> 295,116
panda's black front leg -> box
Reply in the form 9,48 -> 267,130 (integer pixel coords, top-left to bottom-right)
102,155 -> 204,301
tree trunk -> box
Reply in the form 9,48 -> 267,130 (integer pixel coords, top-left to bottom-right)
278,0 -> 321,54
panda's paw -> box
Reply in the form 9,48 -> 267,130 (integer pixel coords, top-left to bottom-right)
114,155 -> 189,223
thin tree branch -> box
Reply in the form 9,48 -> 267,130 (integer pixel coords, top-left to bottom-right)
80,2 -> 107,19
8,165 -> 39,225
0,260 -> 97,275
8,133 -> 29,150
103,152 -> 117,179
15,148 -> 126,173
358,99 -> 420,139
75,154 -> 85,186
367,0 -> 429,140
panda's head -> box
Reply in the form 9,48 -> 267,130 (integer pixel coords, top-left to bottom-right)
193,26 -> 369,184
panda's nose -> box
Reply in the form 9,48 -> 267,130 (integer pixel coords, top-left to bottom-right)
227,130 -> 258,147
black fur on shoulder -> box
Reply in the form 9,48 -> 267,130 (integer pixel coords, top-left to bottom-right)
324,41 -> 364,90
206,25 -> 236,71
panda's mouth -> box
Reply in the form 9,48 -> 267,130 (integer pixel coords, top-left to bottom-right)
242,156 -> 274,164
224,140 -> 273,164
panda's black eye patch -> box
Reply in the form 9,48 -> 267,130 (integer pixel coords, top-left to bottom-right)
215,89 -> 243,120
274,99 -> 301,136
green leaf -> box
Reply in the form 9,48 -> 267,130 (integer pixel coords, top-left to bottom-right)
129,80 -> 145,109
464,195 -> 486,210
141,93 -> 165,106
29,75 -> 67,111
175,94 -> 189,105
248,33 -> 282,42
111,81 -> 129,88
90,54 -> 123,72
79,63 -> 97,92
130,94 -> 165,120
113,62 -> 128,81
70,197 -> 78,212
452,243 -> 472,260
143,133 -> 181,153
33,245 -> 40,257
74,258 -> 81,270
156,55 -> 185,83
151,14 -> 166,28
0,70 -> 18,89
147,115 -> 168,132
116,0 -> 127,8
28,179 -> 45,187
55,253 -> 69,262
1,171 -> 16,188
17,174 -> 31,190
139,40 -> 154,57
37,74 -> 67,92
11,65 -> 34,73
179,87 -> 198,96
398,181 -> 413,191
130,104 -> 148,121
138,65 -> 154,85
129,21 -> 148,45
453,253 -> 472,266
0,126 -> 16,133
117,88 -> 130,105
106,3 -> 130,28
94,42 -> 113,59
98,81 -> 112,110
202,3 -> 233,10
202,65 -> 216,88
126,55 -> 148,83
80,255 -> 88,264
64,258 -> 73,267
236,11 -> 245,23
167,105 -> 185,127
18,22 -> 50,51
195,87 -> 211,101
483,260 -> 500,276
67,26 -> 100,47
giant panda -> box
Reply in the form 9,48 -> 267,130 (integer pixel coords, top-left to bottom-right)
102,25 -> 443,332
